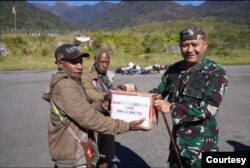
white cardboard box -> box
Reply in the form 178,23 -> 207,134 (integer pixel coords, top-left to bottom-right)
110,90 -> 157,129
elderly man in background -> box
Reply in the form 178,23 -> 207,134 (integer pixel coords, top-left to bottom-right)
82,47 -> 116,168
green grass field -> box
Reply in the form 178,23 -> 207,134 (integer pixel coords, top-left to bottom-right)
0,19 -> 249,71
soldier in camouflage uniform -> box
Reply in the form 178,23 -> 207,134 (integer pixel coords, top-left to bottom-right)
154,28 -> 228,168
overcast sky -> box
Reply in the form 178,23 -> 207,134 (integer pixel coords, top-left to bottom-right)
27,1 -> 206,7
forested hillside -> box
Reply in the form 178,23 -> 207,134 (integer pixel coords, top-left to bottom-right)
31,1 -> 250,31
0,1 -> 249,71
0,1 -> 73,34
1,1 -> 249,32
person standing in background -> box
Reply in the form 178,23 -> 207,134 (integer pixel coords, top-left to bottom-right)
82,47 -> 115,168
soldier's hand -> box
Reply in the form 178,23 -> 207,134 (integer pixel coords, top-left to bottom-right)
154,99 -> 171,113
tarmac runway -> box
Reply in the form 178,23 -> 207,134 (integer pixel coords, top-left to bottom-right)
0,65 -> 250,167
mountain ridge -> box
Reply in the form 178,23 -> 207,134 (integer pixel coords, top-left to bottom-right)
30,1 -> 250,31
1,1 -> 249,33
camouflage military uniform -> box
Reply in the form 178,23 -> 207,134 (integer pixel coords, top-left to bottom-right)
156,55 -> 228,168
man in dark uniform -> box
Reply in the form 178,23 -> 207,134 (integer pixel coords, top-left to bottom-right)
154,28 -> 228,168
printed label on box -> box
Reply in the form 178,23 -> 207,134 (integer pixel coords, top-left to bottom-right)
110,90 -> 157,129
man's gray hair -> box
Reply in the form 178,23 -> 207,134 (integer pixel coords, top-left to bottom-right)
94,47 -> 110,60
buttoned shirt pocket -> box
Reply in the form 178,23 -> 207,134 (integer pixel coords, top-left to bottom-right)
183,73 -> 205,101
168,84 -> 178,102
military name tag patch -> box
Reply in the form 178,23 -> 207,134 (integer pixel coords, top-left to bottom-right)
202,152 -> 249,168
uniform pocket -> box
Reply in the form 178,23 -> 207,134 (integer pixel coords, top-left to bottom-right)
168,84 -> 178,102
183,86 -> 203,100
183,73 -> 205,100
